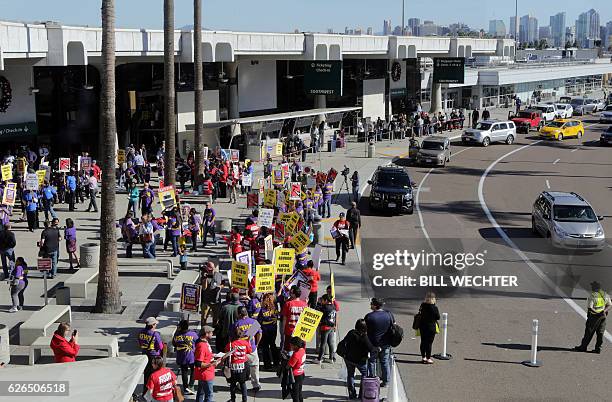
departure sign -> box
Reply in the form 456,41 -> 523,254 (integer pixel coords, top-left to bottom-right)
432,57 -> 465,84
304,61 -> 343,96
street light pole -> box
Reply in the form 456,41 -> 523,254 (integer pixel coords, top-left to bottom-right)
514,0 -> 519,57
401,0 -> 405,36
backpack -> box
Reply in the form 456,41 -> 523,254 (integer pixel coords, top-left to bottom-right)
386,312 -> 404,347
320,303 -> 337,327
336,336 -> 348,358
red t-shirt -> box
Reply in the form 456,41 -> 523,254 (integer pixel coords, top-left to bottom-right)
302,268 -> 321,292
194,340 -> 215,381
281,299 -> 308,335
225,339 -> 253,365
146,367 -> 177,401
288,347 -> 306,376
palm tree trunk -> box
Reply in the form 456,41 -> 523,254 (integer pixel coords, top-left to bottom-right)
163,0 -> 176,185
193,0 -> 205,179
95,0 -> 121,313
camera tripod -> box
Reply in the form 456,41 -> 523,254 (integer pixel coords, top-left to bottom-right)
333,173 -> 351,206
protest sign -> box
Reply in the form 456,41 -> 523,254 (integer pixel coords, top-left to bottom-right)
221,149 -> 231,160
274,247 -> 295,275
58,158 -> 70,172
274,222 -> 285,242
203,146 -> 209,160
80,156 -> 92,172
285,212 -> 300,235
255,264 -> 275,293
158,185 -> 177,210
247,192 -> 259,208
306,176 -> 316,190
117,149 -> 126,164
312,244 -> 323,270
236,250 -> 252,273
275,142 -> 283,156
281,163 -> 289,179
264,235 -> 274,261
297,280 -> 311,302
16,158 -> 26,174
316,171 -> 327,186
276,191 -> 286,209
290,231 -> 311,252
36,170 -> 47,185
272,169 -> 284,186
2,182 -> 17,206
258,208 -> 274,228
25,173 -> 39,191
231,149 -> 240,162
231,260 -> 250,289
1,165 -> 12,182
289,182 -> 301,201
292,307 -> 323,342
327,168 -> 338,183
263,189 -> 277,208
281,270 -> 309,295
242,173 -> 252,187
180,283 -> 201,313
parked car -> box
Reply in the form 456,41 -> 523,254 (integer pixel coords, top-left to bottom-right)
462,120 -> 517,147
590,98 -> 607,112
600,126 -> 612,146
570,98 -> 592,115
416,136 -> 451,167
368,166 -> 415,215
533,104 -> 557,123
554,103 -> 573,119
510,110 -> 543,133
558,96 -> 572,104
538,119 -> 584,141
599,105 -> 612,124
532,191 -> 605,251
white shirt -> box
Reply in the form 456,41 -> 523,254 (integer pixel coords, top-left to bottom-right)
134,154 -> 145,166
88,176 -> 98,191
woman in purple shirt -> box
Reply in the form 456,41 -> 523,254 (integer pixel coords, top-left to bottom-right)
8,257 -> 27,313
64,218 -> 79,269
172,320 -> 199,395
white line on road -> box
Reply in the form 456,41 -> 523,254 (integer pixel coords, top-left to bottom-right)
545,179 -> 550,189
553,158 -> 560,165
571,148 -> 579,153
477,141 -> 612,343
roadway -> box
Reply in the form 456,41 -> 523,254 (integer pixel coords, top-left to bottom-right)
358,113 -> 612,401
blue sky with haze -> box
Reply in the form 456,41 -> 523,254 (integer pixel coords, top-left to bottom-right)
2,1 -> 611,32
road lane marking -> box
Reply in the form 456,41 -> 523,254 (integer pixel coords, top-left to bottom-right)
553,158 -> 560,165
477,141 -> 612,343
545,179 -> 550,189
571,148 -> 579,153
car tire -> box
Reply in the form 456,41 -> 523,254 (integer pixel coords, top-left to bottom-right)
558,133 -> 563,141
482,137 -> 490,147
532,217 -> 539,236
506,134 -> 514,145
538,122 -> 543,130
407,206 -> 414,215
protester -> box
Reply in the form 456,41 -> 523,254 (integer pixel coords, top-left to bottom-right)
85,172 -> 98,212
144,356 -> 182,402
332,213 -> 350,265
416,291 -> 440,364
216,292 -> 242,353
301,261 -> 320,308
258,292 -> 280,370
0,223 -> 16,280
202,202 -> 218,247
188,208 -> 202,252
225,328 -> 252,402
287,336 -> 306,402
172,319 -> 198,395
230,306 -> 262,393
194,326 -> 218,402
41,180 -> 58,220
280,286 -> 308,351
316,294 -> 338,363
8,256 -> 27,313
200,261 -> 223,327
23,189 -> 39,231
50,322 -> 80,363
338,318 -> 376,400
139,214 -> 156,259
127,182 -> 139,216
138,317 -> 165,397
364,298 -> 393,387
64,218 -> 79,269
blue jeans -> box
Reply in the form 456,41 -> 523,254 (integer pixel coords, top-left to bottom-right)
1,248 -> 15,278
345,359 -> 367,398
352,187 -> 360,203
142,242 -> 155,259
322,198 -> 332,217
48,250 -> 59,276
171,235 -> 179,256
196,379 -> 214,402
367,345 -> 391,384
43,199 -> 57,220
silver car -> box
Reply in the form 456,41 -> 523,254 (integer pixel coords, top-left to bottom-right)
570,98 -> 596,115
532,191 -> 605,251
416,136 -> 451,167
462,120 -> 517,147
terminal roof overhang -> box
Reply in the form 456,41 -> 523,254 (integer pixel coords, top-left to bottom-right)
185,106 -> 362,131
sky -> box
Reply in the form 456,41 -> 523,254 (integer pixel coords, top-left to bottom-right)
2,0 -> 611,33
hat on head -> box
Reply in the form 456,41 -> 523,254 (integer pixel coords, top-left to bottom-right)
145,317 -> 159,326
591,281 -> 602,290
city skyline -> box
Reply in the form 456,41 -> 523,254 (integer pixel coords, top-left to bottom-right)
1,0 -> 611,34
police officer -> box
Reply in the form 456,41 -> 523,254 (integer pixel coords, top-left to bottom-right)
574,281 -> 611,354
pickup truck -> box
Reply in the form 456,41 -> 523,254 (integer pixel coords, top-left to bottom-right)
509,110 -> 543,133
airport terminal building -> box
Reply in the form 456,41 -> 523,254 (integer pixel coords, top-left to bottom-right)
0,20 -> 611,158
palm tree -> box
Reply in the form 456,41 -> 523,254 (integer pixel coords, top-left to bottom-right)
95,0 -> 121,313
163,0 -> 176,186
193,0 -> 205,180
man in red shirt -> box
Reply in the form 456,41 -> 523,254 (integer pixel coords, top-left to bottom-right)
281,286 -> 308,351
301,260 -> 321,308
333,212 -> 350,265
194,326 -> 218,402
145,356 -> 181,402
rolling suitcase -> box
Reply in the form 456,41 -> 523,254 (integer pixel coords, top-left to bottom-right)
361,360 -> 381,402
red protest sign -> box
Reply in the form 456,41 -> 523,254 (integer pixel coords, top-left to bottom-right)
289,182 -> 301,201
326,168 -> 338,183
247,191 -> 259,208
58,158 -> 70,172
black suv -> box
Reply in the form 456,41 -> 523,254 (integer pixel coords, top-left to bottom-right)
367,166 -> 415,214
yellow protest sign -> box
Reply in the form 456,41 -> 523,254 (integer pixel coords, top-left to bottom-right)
274,247 -> 295,275
278,212 -> 291,225
290,231 -> 311,252
231,260 -> 250,289
285,212 -> 300,235
292,307 -> 323,342
275,142 -> 283,156
255,264 -> 275,293
158,185 -> 177,210
36,170 -> 47,185
263,189 -> 277,208
330,271 -> 335,300
117,149 -> 126,164
1,165 -> 12,182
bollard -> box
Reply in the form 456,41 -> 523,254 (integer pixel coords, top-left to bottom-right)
522,319 -> 542,367
433,312 -> 452,360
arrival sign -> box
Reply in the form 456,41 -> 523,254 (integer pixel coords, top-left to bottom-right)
304,61 -> 342,96
432,57 -> 465,84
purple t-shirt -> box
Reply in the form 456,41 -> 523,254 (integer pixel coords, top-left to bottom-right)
172,329 -> 198,365
64,227 -> 77,241
13,265 -> 26,286
230,317 -> 261,351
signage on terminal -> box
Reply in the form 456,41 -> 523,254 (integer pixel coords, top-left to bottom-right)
432,57 -> 465,84
304,61 -> 343,96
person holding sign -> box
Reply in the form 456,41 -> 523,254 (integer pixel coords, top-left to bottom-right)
280,286 -> 308,351
332,213 -> 350,265
230,306 -> 262,393
23,190 -> 39,231
257,293 -> 280,370
315,294 -> 338,363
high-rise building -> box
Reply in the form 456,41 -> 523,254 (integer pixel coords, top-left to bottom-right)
392,25 -> 403,36
328,28 -> 335,34
420,20 -> 439,36
550,12 -> 566,47
383,19 -> 392,36
606,21 -> 612,48
509,16 -> 518,39
408,18 -> 420,36
355,27 -> 363,35
488,20 -> 506,38
539,26 -> 551,41
519,14 -> 538,45
366,27 -> 373,36
566,26 -> 576,46
576,9 -> 600,48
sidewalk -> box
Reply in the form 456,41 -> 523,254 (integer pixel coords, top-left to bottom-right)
1,137 -> 414,401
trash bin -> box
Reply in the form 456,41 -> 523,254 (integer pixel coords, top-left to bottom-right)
327,139 -> 336,153
215,218 -> 232,234
80,243 -> 99,268
313,215 -> 324,245
0,324 -> 10,364
368,142 -> 375,158
169,300 -> 180,312
56,286 -> 71,305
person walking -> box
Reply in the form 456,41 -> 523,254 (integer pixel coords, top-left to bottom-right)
416,291 -> 440,364
8,256 -> 27,313
66,170 -> 77,211
471,109 -> 479,129
23,190 -> 39,232
121,212 -> 137,258
301,260 -> 320,308
216,292 -> 242,353
364,298 -> 393,387
200,261 -> 223,327
346,202 -> 361,249
338,318 -> 376,400
332,213 -> 350,265
350,171 -> 360,204
127,182 -> 139,217
322,180 -> 333,218
172,319 -> 199,395
139,182 -> 155,216
225,328 -> 252,402
144,356 -> 183,402
139,214 -> 156,259
230,306 -> 262,393
280,286 -> 308,351
41,181 -> 58,220
0,223 -> 16,280
287,336 -> 306,402
257,292 -> 280,371
63,218 -> 79,269
50,322 -> 80,363
316,294 -> 338,363
202,203 -> 218,247
85,172 -> 98,212
40,218 -> 61,278
194,326 -> 219,402
138,317 -> 165,397
574,281 -> 611,354
188,208 -> 202,252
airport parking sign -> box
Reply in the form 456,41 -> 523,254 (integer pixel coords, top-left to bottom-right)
433,57 -> 465,84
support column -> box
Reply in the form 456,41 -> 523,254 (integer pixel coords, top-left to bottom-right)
228,62 -> 239,119
429,83 -> 443,115
314,94 -> 326,124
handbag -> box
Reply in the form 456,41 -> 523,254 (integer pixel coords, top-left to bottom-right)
412,307 -> 422,330
173,385 -> 184,402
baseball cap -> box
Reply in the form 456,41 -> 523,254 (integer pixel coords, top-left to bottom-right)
145,317 -> 159,326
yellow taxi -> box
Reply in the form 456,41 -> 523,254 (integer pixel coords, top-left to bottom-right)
538,119 -> 584,141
